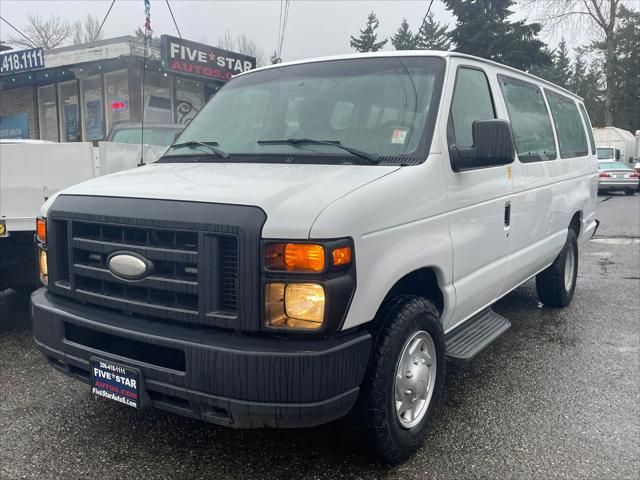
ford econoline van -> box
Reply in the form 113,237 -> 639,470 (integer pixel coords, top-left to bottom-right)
31,51 -> 598,463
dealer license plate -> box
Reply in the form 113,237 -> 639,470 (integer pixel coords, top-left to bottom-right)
90,358 -> 140,409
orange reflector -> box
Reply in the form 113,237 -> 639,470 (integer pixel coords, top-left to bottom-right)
332,247 -> 352,266
284,243 -> 325,272
36,218 -> 47,243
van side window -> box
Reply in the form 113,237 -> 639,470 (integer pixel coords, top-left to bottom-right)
450,67 -> 495,148
545,90 -> 589,158
498,76 -> 556,162
578,103 -> 596,155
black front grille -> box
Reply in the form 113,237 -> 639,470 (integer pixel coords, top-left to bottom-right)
69,220 -> 203,321
47,196 -> 266,332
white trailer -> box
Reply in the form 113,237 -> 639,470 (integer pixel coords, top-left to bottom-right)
0,141 -> 165,290
593,127 -> 636,165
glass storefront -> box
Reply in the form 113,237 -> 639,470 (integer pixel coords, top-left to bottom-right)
175,78 -> 203,125
37,85 -> 58,141
105,70 -> 130,132
81,75 -> 105,141
29,63 -> 224,142
58,81 -> 80,142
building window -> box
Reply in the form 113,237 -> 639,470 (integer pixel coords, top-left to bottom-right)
38,85 -> 59,141
81,75 -> 105,141
58,81 -> 80,142
105,70 -> 130,133
143,73 -> 172,123
175,78 -> 203,125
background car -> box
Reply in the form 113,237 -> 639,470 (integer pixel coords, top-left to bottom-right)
597,161 -> 639,195
106,122 -> 184,147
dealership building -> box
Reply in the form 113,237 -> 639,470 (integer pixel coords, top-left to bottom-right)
0,35 -> 256,142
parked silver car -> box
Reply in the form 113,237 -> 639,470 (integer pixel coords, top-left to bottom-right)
598,161 -> 639,195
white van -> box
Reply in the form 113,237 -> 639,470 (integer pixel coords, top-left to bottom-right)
31,51 -> 598,463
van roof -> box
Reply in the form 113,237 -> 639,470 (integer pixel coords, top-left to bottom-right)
237,50 -> 583,102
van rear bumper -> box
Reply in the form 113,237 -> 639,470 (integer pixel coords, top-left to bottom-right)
31,288 -> 371,428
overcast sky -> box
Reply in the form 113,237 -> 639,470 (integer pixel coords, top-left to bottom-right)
0,0 -> 627,62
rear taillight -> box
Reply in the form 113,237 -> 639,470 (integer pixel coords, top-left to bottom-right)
630,172 -> 639,178
598,172 -> 611,178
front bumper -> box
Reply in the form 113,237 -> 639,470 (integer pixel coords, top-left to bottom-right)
31,289 -> 371,428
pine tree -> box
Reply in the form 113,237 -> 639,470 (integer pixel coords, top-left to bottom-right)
553,39 -> 572,90
415,13 -> 450,50
350,11 -> 388,53
571,49 -> 587,95
391,18 -> 416,50
611,4 -> 640,133
444,0 -> 551,71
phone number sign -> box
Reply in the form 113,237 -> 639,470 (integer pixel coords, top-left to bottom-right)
0,47 -> 45,75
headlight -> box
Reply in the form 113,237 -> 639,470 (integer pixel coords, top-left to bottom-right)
262,238 -> 354,333
265,282 -> 325,330
36,217 -> 48,285
38,247 -> 48,285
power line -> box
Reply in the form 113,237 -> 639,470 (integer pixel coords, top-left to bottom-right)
278,0 -> 291,59
165,0 -> 182,39
418,0 -> 436,35
94,0 -> 117,42
276,0 -> 283,56
0,15 -> 38,49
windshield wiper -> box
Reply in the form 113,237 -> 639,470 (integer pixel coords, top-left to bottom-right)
257,138 -> 379,164
168,141 -> 230,159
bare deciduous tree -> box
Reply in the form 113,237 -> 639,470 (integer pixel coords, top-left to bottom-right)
527,0 -> 623,126
73,14 -> 104,45
217,31 -> 265,67
7,14 -> 74,50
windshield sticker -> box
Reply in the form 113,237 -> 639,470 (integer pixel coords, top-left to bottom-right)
391,128 -> 409,145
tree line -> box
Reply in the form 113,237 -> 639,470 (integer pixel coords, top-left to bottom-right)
349,0 -> 639,133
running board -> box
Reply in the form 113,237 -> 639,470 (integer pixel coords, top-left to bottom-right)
445,308 -> 511,360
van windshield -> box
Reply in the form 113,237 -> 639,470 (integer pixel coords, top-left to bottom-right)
162,57 -> 444,165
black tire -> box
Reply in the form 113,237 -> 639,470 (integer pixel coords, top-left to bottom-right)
356,295 -> 445,464
625,189 -> 636,196
536,229 -> 578,307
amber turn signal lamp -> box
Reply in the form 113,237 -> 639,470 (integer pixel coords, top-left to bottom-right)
266,243 -> 325,272
36,218 -> 47,243
332,247 -> 352,266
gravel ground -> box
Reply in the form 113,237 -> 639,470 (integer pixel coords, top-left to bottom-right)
1,193 -> 638,480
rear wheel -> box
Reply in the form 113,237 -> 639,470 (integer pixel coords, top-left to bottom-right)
536,229 -> 578,307
625,189 -> 636,196
356,296 -> 445,464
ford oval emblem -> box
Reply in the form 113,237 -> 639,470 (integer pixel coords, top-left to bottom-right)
107,252 -> 153,280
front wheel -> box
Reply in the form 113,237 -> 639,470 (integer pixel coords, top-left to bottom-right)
356,296 -> 445,464
536,229 -> 578,307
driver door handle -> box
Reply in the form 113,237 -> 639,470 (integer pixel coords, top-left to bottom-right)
504,201 -> 511,228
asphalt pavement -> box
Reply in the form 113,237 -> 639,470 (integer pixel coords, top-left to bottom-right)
1,193 -> 638,480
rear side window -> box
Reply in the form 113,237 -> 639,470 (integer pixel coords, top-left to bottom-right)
545,90 -> 588,158
498,75 -> 556,162
450,67 -> 495,148
578,103 -> 596,155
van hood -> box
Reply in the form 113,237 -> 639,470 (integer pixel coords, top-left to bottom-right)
45,161 -> 400,238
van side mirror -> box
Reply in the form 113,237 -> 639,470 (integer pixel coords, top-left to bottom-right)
450,119 -> 515,171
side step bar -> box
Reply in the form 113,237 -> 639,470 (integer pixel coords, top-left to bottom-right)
445,308 -> 511,361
